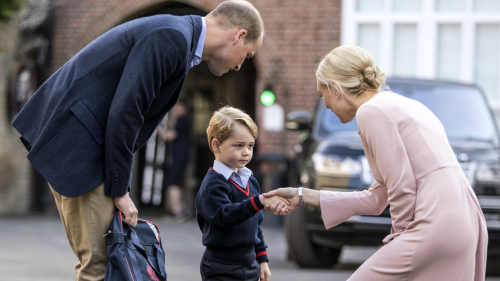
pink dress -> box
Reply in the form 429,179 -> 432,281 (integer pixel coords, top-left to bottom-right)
320,91 -> 488,281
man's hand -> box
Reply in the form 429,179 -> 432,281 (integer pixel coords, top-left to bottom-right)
259,195 -> 289,214
156,127 -> 177,141
262,188 -> 300,215
259,262 -> 271,281
164,130 -> 177,140
113,193 -> 138,227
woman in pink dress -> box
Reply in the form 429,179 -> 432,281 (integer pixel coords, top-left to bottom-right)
264,45 -> 488,280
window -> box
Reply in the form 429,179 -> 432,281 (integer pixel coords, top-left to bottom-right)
393,24 -> 418,77
358,24 -> 381,64
437,24 -> 461,80
393,0 -> 422,12
357,0 -> 385,12
475,0 -> 500,12
436,0 -> 466,12
475,24 -> 500,103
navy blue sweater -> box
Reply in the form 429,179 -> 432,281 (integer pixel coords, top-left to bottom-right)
195,168 -> 269,265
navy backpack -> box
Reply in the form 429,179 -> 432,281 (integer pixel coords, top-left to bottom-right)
104,210 -> 167,281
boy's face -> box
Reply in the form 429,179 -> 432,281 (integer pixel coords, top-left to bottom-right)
214,124 -> 255,172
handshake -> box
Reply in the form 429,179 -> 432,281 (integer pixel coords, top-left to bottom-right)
258,187 -> 302,215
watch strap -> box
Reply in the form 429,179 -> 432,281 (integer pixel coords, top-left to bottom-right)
298,187 -> 304,206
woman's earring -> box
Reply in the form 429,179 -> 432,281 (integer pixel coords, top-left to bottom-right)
335,96 -> 339,99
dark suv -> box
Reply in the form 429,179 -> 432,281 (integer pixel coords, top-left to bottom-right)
285,78 -> 500,275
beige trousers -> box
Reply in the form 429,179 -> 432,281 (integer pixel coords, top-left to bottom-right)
49,182 -> 115,281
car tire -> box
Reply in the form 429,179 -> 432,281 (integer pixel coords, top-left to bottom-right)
487,256 -> 500,276
285,206 -> 341,268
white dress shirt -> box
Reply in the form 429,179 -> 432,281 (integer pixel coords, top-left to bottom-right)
190,17 -> 206,68
213,160 -> 253,189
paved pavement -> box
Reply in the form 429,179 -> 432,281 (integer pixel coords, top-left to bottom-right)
1,215 -> 499,281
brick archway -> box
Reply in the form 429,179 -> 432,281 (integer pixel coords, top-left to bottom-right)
52,0 -> 222,70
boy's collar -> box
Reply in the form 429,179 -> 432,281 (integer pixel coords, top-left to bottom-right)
213,160 -> 252,179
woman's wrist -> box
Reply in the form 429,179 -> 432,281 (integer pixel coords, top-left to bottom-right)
302,188 -> 320,207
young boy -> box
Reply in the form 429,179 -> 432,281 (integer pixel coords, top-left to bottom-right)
195,106 -> 289,281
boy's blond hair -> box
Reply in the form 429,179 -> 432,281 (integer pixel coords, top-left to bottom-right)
207,106 -> 258,153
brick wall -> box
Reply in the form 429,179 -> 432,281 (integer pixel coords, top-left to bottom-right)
50,0 -> 342,157
252,0 -> 342,157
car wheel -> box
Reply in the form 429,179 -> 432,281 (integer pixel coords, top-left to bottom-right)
285,206 -> 341,268
487,256 -> 500,276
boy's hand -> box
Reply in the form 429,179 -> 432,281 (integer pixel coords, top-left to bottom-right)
263,188 -> 301,215
260,262 -> 271,281
259,195 -> 289,213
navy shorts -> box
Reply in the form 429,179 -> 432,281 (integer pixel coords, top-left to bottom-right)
200,256 -> 260,281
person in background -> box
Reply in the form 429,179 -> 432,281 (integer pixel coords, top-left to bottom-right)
157,99 -> 191,221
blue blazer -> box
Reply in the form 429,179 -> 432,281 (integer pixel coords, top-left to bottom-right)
12,15 -> 203,198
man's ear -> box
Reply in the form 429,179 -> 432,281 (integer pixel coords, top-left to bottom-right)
234,29 -> 248,44
211,139 -> 220,153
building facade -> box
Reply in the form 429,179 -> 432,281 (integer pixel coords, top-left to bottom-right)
6,0 -> 497,213
342,0 -> 500,122
1,0 -> 342,213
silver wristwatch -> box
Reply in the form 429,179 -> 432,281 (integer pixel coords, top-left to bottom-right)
298,187 -> 304,206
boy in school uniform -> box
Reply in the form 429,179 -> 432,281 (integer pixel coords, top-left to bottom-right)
196,106 -> 290,281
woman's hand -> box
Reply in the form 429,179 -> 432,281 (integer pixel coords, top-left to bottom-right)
259,195 -> 289,214
262,188 -> 300,215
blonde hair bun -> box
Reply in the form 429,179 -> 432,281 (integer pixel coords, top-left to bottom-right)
316,45 -> 386,96
362,65 -> 386,90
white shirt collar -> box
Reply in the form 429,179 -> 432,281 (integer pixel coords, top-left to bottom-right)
238,166 -> 253,178
213,160 -> 253,180
190,17 -> 206,68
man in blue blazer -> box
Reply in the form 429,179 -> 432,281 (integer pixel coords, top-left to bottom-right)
12,1 -> 264,280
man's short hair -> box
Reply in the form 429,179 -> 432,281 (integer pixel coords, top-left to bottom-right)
207,106 -> 258,153
207,0 -> 264,43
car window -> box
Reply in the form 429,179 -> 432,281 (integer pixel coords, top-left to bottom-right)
316,81 -> 498,144
319,106 -> 359,136
389,82 -> 497,143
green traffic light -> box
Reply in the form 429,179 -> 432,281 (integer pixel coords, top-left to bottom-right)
260,90 -> 275,106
